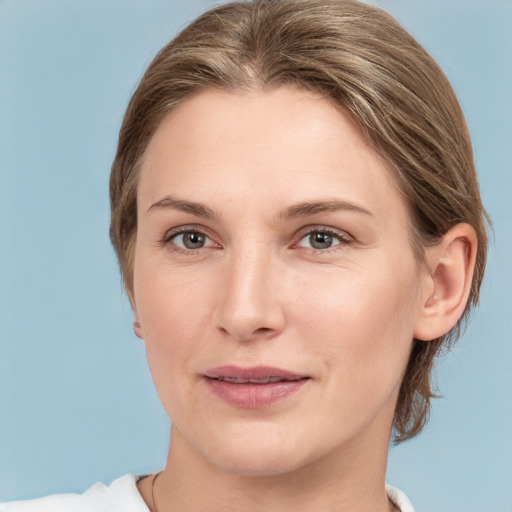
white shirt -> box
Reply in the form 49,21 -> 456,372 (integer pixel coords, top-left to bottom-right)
0,474 -> 415,511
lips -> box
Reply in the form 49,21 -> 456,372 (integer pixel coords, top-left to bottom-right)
213,375 -> 297,384
203,366 -> 309,408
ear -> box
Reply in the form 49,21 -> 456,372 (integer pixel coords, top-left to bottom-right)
127,285 -> 144,339
131,298 -> 144,340
414,223 -> 478,341
133,314 -> 144,339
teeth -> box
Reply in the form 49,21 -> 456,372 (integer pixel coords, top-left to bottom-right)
250,378 -> 270,384
222,377 -> 250,383
218,377 -> 301,384
218,376 -> 288,384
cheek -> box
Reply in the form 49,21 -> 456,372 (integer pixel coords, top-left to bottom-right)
291,256 -> 420,398
133,256 -> 212,406
134,243 -> 211,336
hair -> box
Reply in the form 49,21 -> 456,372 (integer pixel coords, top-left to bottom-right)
109,0 -> 489,443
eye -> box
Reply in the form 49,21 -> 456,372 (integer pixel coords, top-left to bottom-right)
168,230 -> 217,250
296,229 -> 350,250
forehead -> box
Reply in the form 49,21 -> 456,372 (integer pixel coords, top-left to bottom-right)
138,87 -> 407,227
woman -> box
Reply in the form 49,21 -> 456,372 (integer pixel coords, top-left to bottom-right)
1,0 -> 489,511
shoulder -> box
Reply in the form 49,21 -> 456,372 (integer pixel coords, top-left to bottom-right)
0,474 -> 149,512
386,484 -> 415,512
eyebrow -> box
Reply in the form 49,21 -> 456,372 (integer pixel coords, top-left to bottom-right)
147,196 -> 373,221
279,199 -> 373,219
147,195 -> 220,220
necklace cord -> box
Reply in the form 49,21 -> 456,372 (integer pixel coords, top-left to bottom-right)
151,471 -> 162,512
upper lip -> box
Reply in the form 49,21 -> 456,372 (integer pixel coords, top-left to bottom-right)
203,365 -> 309,384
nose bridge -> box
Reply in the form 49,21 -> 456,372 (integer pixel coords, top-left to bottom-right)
215,241 -> 285,341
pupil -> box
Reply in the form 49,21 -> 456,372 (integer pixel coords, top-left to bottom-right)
310,232 -> 333,249
184,232 -> 205,249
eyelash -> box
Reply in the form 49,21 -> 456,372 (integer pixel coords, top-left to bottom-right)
159,225 -> 353,255
295,226 -> 353,252
158,225 -> 218,256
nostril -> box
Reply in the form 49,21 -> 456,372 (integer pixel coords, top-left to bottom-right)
255,327 -> 273,334
214,293 -> 286,342
216,324 -> 280,343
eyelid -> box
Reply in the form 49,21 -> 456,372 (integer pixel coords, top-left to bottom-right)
159,224 -> 220,250
293,225 -> 353,250
158,223 -> 352,253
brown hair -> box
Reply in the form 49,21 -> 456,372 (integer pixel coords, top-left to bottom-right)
110,0 -> 489,443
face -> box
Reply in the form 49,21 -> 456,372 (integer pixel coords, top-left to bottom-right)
133,87 -> 429,477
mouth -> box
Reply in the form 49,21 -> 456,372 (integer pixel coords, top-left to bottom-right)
210,375 -> 303,384
203,366 -> 310,408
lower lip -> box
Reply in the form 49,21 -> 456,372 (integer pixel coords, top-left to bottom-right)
205,378 -> 308,408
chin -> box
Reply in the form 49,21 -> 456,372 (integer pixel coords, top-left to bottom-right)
210,447 -> 309,478
195,422 -> 324,478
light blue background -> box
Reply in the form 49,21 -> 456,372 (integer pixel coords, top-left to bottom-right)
1,1 -> 510,510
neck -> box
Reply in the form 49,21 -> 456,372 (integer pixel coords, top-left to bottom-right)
151,423 -> 393,512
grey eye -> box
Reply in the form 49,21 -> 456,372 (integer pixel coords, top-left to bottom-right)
173,232 -> 208,249
309,232 -> 334,249
297,230 -> 347,250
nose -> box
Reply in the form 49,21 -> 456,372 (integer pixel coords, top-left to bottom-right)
214,248 -> 286,343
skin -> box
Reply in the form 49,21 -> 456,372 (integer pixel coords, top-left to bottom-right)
132,87 -> 477,511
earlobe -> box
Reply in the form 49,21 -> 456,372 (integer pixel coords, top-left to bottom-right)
133,319 -> 144,339
128,288 -> 144,339
132,302 -> 144,340
414,223 -> 477,341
